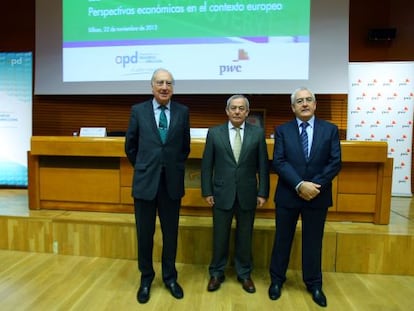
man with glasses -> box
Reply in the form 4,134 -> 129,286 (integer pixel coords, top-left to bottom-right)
268,87 -> 341,307
125,68 -> 191,304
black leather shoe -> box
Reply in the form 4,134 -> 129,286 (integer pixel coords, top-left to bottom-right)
207,275 -> 225,292
309,288 -> 327,307
137,285 -> 150,304
237,277 -> 256,293
166,281 -> 184,299
268,283 -> 282,300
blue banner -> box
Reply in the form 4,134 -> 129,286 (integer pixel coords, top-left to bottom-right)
0,52 -> 32,186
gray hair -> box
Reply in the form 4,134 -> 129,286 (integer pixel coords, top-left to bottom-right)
151,68 -> 175,85
290,87 -> 316,105
226,94 -> 250,110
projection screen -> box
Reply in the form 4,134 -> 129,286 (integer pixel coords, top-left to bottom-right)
35,0 -> 349,95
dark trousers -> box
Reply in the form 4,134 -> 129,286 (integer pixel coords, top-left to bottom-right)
209,198 -> 256,279
134,173 -> 181,286
269,205 -> 328,290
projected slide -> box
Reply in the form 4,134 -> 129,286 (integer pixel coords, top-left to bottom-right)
63,0 -> 310,82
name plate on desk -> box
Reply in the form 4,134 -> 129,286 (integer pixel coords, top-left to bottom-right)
190,128 -> 208,138
79,127 -> 107,137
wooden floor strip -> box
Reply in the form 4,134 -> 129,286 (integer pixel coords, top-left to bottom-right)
0,249 -> 413,311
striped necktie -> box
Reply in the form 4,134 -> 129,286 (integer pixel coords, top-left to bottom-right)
300,122 -> 309,159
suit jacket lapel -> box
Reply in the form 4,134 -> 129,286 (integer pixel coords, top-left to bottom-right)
144,101 -> 159,134
308,118 -> 321,161
239,123 -> 252,162
218,125 -> 235,161
167,102 -> 178,137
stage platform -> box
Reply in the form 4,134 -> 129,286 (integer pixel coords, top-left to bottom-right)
0,189 -> 413,276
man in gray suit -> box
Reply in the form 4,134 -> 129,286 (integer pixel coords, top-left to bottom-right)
125,68 -> 191,304
201,94 -> 269,294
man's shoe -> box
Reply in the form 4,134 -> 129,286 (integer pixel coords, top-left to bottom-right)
237,277 -> 256,293
166,281 -> 184,299
137,285 -> 151,304
309,288 -> 327,307
268,283 -> 282,300
207,275 -> 225,292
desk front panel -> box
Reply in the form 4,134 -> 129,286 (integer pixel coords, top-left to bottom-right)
29,137 -> 392,223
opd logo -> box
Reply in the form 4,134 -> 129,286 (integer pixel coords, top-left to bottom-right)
9,57 -> 23,66
115,51 -> 139,68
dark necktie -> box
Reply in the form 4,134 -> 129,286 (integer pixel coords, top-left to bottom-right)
158,105 -> 168,143
300,122 -> 309,159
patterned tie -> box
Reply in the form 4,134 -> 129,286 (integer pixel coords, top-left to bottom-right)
300,122 -> 309,159
233,127 -> 242,162
158,105 -> 168,143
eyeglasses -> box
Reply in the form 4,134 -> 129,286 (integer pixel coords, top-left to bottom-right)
295,97 -> 314,105
154,80 -> 174,87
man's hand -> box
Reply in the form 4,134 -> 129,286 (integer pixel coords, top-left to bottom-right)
298,181 -> 321,201
204,196 -> 215,206
257,197 -> 267,207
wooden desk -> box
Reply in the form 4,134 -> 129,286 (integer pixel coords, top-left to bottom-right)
28,137 -> 393,224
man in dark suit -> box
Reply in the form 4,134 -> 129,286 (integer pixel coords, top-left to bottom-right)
268,87 -> 341,307
125,68 -> 190,304
201,94 -> 269,294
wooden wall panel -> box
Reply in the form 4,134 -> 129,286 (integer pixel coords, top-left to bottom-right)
349,1 -> 414,61
32,94 -> 348,141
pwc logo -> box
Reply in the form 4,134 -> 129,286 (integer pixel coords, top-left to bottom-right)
219,49 -> 249,75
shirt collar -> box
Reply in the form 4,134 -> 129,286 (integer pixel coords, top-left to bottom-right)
228,121 -> 246,130
296,116 -> 315,128
152,99 -> 170,110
